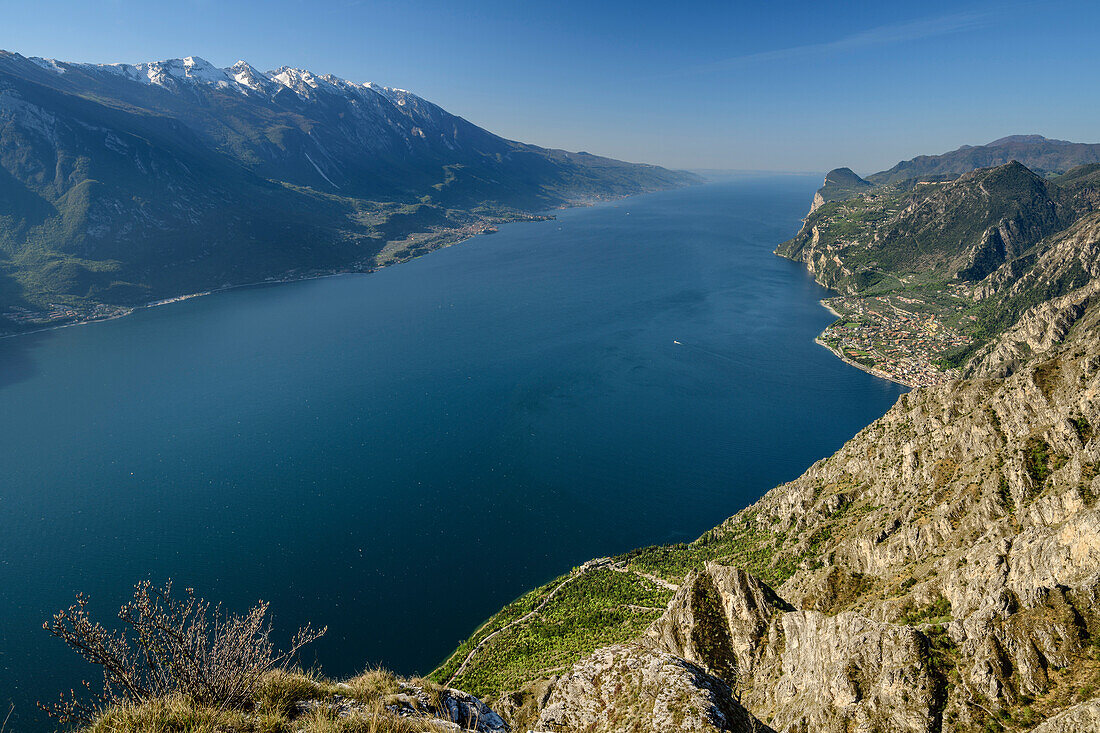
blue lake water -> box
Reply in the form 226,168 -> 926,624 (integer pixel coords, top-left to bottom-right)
0,175 -> 905,728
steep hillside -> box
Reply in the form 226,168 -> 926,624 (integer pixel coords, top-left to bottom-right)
771,158 -> 1100,386
0,51 -> 696,333
777,162 -> 1081,295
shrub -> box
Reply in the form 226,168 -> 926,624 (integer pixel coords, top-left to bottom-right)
41,580 -> 325,724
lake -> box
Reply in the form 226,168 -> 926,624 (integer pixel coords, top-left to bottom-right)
0,175 -> 905,728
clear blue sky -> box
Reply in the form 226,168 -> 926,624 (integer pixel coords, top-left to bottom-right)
4,0 -> 1098,173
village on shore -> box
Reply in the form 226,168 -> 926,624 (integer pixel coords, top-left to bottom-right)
817,289 -> 975,388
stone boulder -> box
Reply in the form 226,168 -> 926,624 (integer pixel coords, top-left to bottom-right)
534,643 -> 768,733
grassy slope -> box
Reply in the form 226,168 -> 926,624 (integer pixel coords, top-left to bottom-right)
86,669 -> 478,733
430,510 -> 816,695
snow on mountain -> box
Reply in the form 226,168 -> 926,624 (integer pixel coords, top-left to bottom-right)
227,60 -> 275,95
28,56 -> 66,74
24,53 -> 423,109
50,55 -> 237,90
15,52 -> 457,143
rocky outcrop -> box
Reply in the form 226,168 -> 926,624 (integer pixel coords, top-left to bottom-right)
807,167 -> 873,215
425,686 -> 510,732
645,565 -> 942,733
534,643 -> 768,733
770,611 -> 940,733
301,680 -> 510,732
969,210 -> 1100,378
809,190 -> 826,215
646,562 -> 791,690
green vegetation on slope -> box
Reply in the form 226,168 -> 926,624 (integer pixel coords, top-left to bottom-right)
430,498 -> 863,695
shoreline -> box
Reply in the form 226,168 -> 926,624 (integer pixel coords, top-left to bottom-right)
813,334 -> 914,388
816,298 -> 915,387
819,299 -> 843,320
0,215 -> 551,343
0,270 -> 364,342
0,186 -> 693,344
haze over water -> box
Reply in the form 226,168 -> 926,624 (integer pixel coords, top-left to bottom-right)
0,175 -> 905,729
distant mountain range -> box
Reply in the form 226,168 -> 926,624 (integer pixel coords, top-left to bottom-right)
866,134 -> 1100,185
0,51 -> 696,330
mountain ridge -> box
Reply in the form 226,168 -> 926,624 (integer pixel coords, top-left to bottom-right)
865,134 -> 1100,186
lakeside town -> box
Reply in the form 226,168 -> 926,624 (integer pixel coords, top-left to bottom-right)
0,302 -> 134,335
0,214 -> 551,338
818,290 -> 975,387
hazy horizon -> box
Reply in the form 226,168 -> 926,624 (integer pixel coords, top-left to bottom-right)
6,0 -> 1099,173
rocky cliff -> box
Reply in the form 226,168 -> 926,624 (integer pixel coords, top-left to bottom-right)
808,167 -> 873,215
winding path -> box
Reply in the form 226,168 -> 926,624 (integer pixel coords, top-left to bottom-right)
443,558 -> 680,686
444,558 -> 613,685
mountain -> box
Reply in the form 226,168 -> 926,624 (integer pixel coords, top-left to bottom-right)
867,135 -> 1100,186
0,51 -> 696,331
771,136 -> 1100,387
809,166 -> 872,213
779,161 -> 1086,295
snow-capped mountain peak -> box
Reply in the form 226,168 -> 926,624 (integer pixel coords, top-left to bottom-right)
267,66 -> 323,96
180,56 -> 227,83
28,56 -> 66,74
228,60 -> 274,94
21,52 -> 425,109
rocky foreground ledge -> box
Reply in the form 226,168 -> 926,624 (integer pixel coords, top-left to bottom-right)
82,669 -> 509,733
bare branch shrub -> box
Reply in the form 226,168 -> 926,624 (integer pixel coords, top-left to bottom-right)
40,580 -> 325,723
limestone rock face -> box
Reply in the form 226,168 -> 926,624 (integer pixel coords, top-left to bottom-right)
647,563 -> 940,733
768,611 -> 939,733
534,643 -> 768,733
970,211 -> 1100,378
809,190 -> 826,215
646,562 -> 791,690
